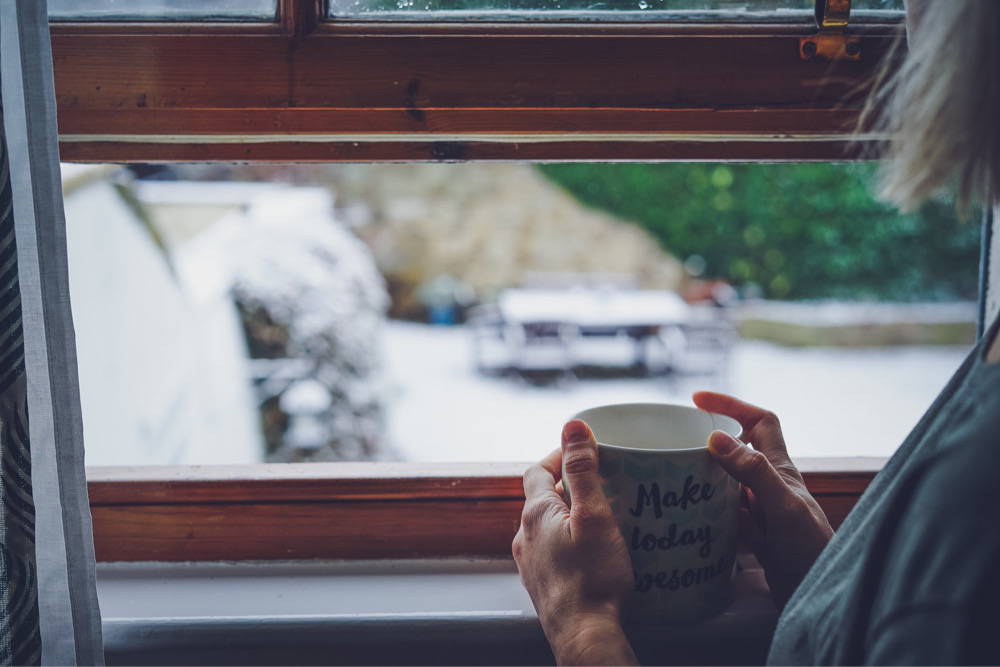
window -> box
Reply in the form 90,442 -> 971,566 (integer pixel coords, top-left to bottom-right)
52,0 -> 903,163
327,0 -> 902,22
54,0 -> 909,562
68,162 -> 975,468
49,0 -> 278,21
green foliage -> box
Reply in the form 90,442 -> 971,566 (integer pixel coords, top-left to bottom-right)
538,163 -> 980,301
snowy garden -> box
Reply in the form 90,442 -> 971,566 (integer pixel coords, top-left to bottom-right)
381,321 -> 968,461
62,163 -> 977,466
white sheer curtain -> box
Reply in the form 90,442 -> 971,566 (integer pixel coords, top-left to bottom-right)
0,1 -> 104,664
984,208 -> 1000,333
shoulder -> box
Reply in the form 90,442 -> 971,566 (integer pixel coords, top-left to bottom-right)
866,598 -> 998,665
885,436 -> 1000,584
863,437 -> 1000,664
909,425 -> 1000,523
865,433 -> 1000,660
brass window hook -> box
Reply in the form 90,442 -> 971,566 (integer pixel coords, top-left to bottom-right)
801,0 -> 861,61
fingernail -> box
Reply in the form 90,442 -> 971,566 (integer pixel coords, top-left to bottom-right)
708,430 -> 738,454
562,420 -> 590,444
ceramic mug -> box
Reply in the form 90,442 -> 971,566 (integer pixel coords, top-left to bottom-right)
568,403 -> 742,625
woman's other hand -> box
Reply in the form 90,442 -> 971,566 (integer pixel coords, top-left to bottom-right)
693,391 -> 834,610
512,420 -> 638,666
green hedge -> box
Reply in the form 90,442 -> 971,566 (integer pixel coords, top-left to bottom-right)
539,163 -> 980,301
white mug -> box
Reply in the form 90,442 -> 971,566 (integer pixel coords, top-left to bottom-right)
569,402 -> 742,625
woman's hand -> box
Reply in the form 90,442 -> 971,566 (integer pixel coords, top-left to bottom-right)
512,420 -> 638,666
693,391 -> 834,610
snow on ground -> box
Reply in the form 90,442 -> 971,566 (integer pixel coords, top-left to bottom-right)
735,300 -> 977,326
381,321 -> 970,462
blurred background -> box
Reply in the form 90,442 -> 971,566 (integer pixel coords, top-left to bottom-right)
65,162 -> 977,465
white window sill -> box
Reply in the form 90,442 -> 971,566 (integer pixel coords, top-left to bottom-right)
98,557 -> 777,665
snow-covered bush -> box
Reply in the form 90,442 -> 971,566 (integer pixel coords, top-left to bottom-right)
189,184 -> 390,461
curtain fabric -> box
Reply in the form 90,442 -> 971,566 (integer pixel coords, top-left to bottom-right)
0,134 -> 40,666
986,207 -> 1000,331
0,1 -> 104,664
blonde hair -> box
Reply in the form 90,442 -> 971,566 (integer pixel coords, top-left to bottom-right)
867,0 -> 1000,213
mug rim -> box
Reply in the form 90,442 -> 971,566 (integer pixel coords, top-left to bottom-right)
570,401 -> 743,454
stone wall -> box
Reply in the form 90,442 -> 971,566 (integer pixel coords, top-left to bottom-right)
323,164 -> 684,317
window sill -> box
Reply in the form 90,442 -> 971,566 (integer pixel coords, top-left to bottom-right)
99,556 -> 777,665
87,459 -> 882,562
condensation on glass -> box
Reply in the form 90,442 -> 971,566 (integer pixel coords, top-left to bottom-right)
328,0 -> 902,20
48,0 -> 277,21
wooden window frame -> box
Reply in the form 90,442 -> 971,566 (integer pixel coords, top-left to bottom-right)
54,0 -> 899,562
52,0 -> 902,163
88,459 -> 881,562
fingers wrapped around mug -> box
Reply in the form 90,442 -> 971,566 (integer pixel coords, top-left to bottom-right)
707,429 -> 789,506
561,420 -> 616,537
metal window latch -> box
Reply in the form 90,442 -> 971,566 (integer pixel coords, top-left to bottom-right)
800,0 -> 861,61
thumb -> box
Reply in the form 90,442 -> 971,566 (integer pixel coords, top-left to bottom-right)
707,430 -> 788,505
561,420 -> 606,515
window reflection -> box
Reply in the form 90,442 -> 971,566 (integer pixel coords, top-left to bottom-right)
48,0 -> 276,21
327,0 -> 902,20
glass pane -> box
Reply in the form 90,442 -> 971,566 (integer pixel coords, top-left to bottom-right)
64,162 -> 974,466
328,0 -> 902,21
48,0 -> 277,21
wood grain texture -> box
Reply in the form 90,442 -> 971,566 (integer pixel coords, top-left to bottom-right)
57,108 -> 868,137
57,138 -> 876,163
87,462 -> 529,504
50,21 -> 902,162
91,500 -> 524,561
51,26 -> 896,113
88,460 -> 879,561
